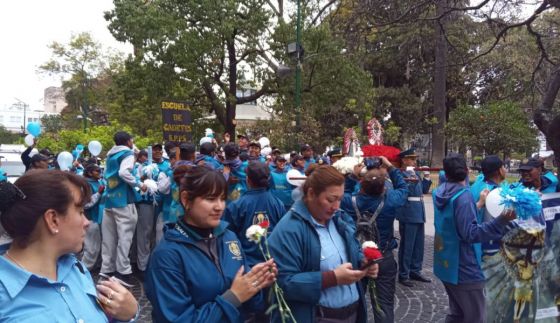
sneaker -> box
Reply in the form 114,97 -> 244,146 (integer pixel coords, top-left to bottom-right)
410,272 -> 432,283
398,278 -> 414,287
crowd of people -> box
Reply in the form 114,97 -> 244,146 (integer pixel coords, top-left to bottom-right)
0,129 -> 558,323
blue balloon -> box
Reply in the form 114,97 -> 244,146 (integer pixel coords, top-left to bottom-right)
72,150 -> 79,160
76,144 -> 84,152
26,122 -> 41,137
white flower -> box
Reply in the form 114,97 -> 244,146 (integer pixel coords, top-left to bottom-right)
246,225 -> 266,243
362,241 -> 378,250
332,157 -> 360,175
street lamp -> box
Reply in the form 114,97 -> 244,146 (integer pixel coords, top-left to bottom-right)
295,0 -> 302,129
14,97 -> 28,136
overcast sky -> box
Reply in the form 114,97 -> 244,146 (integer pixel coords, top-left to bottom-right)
0,0 -> 131,110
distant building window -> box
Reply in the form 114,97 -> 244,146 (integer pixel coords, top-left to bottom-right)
236,89 -> 257,105
28,118 -> 33,123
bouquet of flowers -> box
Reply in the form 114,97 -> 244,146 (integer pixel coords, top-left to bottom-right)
499,184 -> 542,221
362,241 -> 384,317
246,222 -> 296,323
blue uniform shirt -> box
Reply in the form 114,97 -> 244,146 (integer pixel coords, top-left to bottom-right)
311,215 -> 359,308
0,245 -> 108,322
0,167 -> 6,182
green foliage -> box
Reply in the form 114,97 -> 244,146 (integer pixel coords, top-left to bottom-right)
105,0 -> 276,134
36,121 -> 161,157
0,126 -> 21,144
271,21 -> 374,148
40,115 -> 64,133
446,101 -> 538,155
38,32 -> 124,128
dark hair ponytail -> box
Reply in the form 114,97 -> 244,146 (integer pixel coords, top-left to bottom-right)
0,170 -> 91,248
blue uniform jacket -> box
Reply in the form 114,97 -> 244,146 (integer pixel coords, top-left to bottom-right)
395,170 -> 431,223
196,155 -> 224,171
223,188 -> 286,267
145,221 -> 263,323
434,182 -> 509,283
267,200 -> 368,323
341,167 -> 409,251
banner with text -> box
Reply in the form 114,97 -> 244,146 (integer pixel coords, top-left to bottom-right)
161,100 -> 192,143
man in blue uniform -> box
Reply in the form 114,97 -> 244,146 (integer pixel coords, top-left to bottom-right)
269,155 -> 294,210
101,131 -> 146,285
470,155 -> 507,256
433,153 -> 515,323
396,148 -> 432,286
300,144 -> 316,170
196,142 -> 223,170
248,141 -> 266,162
224,161 -> 285,268
327,148 -> 343,165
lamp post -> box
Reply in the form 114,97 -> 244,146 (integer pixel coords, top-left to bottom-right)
14,98 -> 28,136
81,75 -> 89,133
295,0 -> 302,130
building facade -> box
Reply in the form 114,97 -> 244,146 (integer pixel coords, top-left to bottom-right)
0,104 -> 57,133
43,86 -> 66,114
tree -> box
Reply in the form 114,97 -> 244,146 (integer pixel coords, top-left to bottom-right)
446,101 -> 538,156
0,126 -> 20,144
105,0 -> 277,135
36,121 -> 162,156
38,32 -> 123,131
40,115 -> 64,133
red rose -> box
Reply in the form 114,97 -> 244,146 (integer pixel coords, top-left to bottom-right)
259,220 -> 270,229
364,247 -> 382,260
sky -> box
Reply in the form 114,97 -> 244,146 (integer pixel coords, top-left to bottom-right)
0,0 -> 131,110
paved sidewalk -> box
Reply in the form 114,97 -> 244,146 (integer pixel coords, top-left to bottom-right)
130,194 -> 448,322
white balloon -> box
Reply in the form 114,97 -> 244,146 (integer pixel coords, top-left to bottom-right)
258,137 -> 270,148
261,147 -> 272,157
287,169 -> 306,187
200,137 -> 213,145
485,188 -> 505,218
88,141 -> 103,156
29,148 -> 39,157
24,134 -> 35,147
57,151 -> 74,171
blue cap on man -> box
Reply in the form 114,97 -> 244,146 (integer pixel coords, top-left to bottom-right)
398,148 -> 417,159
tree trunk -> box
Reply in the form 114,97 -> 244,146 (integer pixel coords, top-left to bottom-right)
226,38 -> 237,136
533,66 -> 560,184
431,0 -> 448,167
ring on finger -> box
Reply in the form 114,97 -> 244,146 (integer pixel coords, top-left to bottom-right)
109,290 -> 115,300
105,297 -> 112,306
252,281 -> 259,287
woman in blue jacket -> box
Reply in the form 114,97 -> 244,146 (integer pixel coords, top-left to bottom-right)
145,166 -> 277,323
268,165 -> 379,323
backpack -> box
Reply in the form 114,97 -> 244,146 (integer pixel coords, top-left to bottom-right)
351,195 -> 384,246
